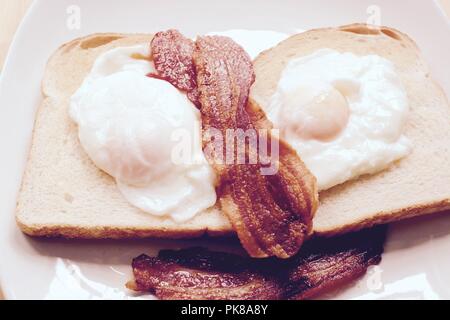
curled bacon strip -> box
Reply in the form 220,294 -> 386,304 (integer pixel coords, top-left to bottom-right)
150,30 -> 200,106
128,249 -> 283,300
150,30 -> 318,258
128,226 -> 386,300
193,36 -> 318,258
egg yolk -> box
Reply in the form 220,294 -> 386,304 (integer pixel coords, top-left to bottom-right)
280,83 -> 350,142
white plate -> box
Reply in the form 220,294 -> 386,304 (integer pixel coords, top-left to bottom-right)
1,0 -> 450,300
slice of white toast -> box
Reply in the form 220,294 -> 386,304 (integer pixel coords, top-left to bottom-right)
16,33 -> 232,239
16,24 -> 450,239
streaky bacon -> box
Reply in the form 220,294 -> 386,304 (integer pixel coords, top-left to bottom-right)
150,30 -> 318,258
129,248 -> 283,300
193,36 -> 318,258
128,226 -> 386,300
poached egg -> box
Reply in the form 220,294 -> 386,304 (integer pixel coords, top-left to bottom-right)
266,49 -> 412,190
70,45 -> 217,222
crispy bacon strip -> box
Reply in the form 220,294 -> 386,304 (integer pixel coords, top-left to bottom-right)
150,30 -> 318,258
193,36 -> 318,258
128,248 -> 283,300
150,30 -> 199,106
128,226 -> 386,300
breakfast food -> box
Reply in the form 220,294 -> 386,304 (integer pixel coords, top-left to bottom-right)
14,21 -> 450,300
124,28 -> 384,297
127,226 -> 386,300
16,25 -> 450,242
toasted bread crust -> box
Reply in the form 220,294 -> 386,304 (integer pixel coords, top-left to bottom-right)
16,219 -> 234,239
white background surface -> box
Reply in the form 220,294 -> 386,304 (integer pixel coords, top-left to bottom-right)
0,0 -> 450,299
